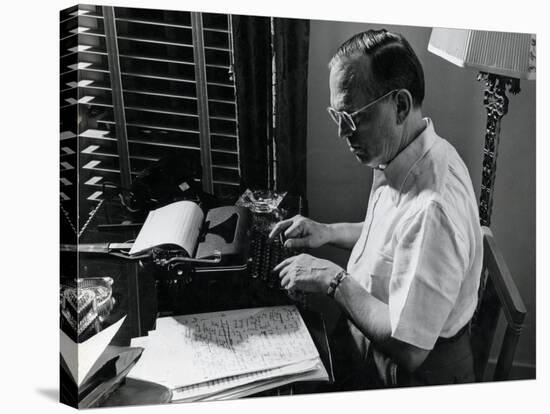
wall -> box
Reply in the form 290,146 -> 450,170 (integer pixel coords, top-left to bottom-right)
306,20 -> 536,370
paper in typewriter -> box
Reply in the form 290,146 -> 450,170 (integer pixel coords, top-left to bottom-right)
129,200 -> 204,256
128,305 -> 321,389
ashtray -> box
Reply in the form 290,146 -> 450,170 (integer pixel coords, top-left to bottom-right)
60,277 -> 116,342
236,189 -> 286,215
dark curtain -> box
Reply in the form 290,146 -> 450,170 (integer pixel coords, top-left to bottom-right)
231,15 -> 271,191
232,16 -> 310,197
274,18 -> 310,198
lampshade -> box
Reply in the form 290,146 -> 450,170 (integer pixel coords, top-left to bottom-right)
428,28 -> 536,80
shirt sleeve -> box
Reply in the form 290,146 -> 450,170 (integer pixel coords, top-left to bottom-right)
389,201 -> 468,350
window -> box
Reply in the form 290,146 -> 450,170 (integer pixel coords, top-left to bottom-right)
60,5 -> 240,237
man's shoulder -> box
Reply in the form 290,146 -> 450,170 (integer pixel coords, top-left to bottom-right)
410,135 -> 473,197
405,136 -> 478,229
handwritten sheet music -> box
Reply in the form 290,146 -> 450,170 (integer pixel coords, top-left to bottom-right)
128,306 -> 320,389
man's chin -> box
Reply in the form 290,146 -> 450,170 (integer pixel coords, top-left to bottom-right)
353,152 -> 375,166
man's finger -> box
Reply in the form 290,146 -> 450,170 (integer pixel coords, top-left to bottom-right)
268,219 -> 293,240
278,264 -> 292,279
283,220 -> 305,239
280,273 -> 291,289
284,236 -> 310,249
281,269 -> 296,290
272,255 -> 296,272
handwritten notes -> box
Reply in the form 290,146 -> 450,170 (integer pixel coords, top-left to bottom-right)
128,306 -> 321,392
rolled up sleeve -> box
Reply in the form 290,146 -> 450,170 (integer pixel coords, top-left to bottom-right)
389,201 -> 468,350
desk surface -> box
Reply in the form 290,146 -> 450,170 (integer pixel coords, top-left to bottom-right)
69,259 -> 334,406
63,198 -> 333,407
100,306 -> 334,407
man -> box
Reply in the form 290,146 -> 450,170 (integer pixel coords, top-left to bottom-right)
270,30 -> 482,387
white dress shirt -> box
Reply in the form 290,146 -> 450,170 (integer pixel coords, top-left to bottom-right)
347,119 -> 482,350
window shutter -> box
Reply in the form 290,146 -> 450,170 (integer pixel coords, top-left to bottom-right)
61,5 -> 112,238
60,5 -> 241,236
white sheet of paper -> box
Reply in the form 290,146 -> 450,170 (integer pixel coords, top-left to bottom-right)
129,336 -> 149,348
127,306 -> 320,389
129,200 -> 204,256
202,358 -> 329,401
60,316 -> 126,386
171,357 -> 322,402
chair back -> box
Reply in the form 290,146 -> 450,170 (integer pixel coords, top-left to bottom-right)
470,226 -> 527,381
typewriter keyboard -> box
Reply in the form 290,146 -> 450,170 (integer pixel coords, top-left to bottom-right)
248,228 -> 295,289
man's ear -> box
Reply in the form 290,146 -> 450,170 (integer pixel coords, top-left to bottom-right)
395,89 -> 412,125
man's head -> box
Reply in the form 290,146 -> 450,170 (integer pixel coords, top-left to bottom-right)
328,30 -> 425,168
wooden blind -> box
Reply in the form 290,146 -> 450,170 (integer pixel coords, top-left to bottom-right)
60,5 -> 241,235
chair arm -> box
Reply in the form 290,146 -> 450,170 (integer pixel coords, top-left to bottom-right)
481,227 -> 527,332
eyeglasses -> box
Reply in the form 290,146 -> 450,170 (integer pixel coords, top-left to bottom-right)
326,89 -> 398,132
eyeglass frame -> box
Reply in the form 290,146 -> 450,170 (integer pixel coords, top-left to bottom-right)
326,89 -> 399,132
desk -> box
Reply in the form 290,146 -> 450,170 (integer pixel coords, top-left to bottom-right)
62,198 -> 334,407
78,272 -> 334,407
60,221 -> 160,407
100,306 -> 333,407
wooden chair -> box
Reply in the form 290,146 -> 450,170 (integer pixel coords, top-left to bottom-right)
470,226 -> 527,381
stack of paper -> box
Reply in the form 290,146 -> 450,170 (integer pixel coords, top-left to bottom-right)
128,305 -> 328,402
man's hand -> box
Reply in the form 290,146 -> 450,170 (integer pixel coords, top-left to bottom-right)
273,253 -> 343,294
268,215 -> 331,249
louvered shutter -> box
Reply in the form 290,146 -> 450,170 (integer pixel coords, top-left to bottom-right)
60,5 -> 241,236
61,5 -> 113,238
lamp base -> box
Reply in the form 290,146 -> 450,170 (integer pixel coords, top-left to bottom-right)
477,72 -> 520,227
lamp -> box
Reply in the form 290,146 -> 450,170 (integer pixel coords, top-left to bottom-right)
427,28 -> 536,226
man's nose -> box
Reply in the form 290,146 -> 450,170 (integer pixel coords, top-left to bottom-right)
338,121 -> 353,140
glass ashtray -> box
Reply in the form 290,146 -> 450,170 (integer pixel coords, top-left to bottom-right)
236,189 -> 286,215
60,277 -> 116,342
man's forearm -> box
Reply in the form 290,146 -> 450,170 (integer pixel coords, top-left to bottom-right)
333,275 -> 430,372
325,222 -> 363,249
334,274 -> 392,342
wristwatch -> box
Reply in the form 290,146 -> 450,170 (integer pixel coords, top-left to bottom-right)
326,270 -> 349,298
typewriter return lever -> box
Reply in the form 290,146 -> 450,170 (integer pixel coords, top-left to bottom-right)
151,247 -> 222,274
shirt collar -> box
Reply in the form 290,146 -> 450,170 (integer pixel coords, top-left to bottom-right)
382,118 -> 437,194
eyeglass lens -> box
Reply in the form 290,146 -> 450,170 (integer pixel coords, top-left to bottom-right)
328,108 -> 355,131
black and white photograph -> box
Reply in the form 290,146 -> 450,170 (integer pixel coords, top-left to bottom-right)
3,0 -> 545,412
58,1 -> 538,409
